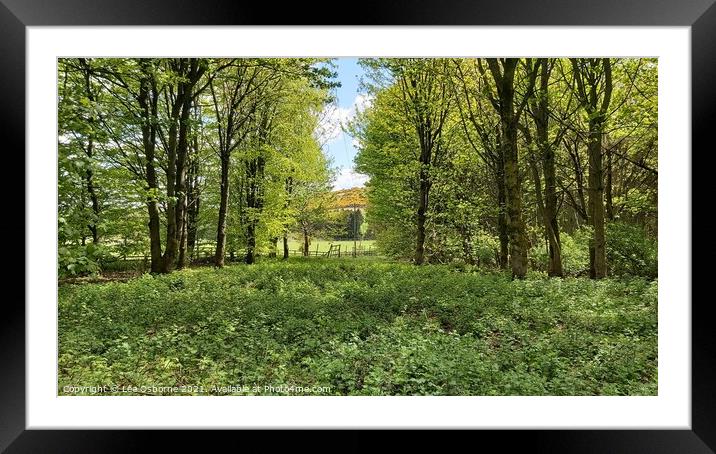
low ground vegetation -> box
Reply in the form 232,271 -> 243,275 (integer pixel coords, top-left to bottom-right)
59,259 -> 657,396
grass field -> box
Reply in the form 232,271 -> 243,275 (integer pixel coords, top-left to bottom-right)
58,258 -> 657,396
285,239 -> 376,255
186,239 -> 376,259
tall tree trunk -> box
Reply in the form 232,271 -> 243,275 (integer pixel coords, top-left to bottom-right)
162,59 -> 205,272
186,135 -> 200,261
84,149 -> 100,244
571,58 -> 612,279
542,152 -> 563,277
496,158 -> 509,269
79,58 -> 101,244
138,61 -> 163,273
395,62 -> 450,267
528,152 -> 548,261
161,85 -> 182,273
588,116 -> 607,279
177,210 -> 188,269
145,167 -> 162,273
283,176 -> 293,260
571,144 -> 589,224
214,153 -> 230,267
503,122 -> 528,278
244,156 -> 265,265
173,89 -> 193,269
533,59 -> 563,277
487,58 -> 530,279
415,164 -> 429,265
187,195 -> 200,260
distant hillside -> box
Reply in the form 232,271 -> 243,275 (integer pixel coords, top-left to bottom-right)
331,187 -> 367,210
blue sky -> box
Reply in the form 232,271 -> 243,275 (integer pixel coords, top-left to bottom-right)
319,58 -> 371,190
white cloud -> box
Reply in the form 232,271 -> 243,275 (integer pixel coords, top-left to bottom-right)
315,104 -> 351,145
333,166 -> 369,190
351,136 -> 362,149
315,93 -> 374,147
353,93 -> 373,113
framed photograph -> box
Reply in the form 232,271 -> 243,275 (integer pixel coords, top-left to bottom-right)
4,0 -> 711,451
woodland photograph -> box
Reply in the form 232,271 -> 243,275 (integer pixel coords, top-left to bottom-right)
57,57 -> 658,396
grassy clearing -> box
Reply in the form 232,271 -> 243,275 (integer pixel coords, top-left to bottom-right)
183,239 -> 377,261
58,258 -> 657,396
285,239 -> 376,254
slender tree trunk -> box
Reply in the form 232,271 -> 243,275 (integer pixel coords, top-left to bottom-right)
303,228 -> 309,257
214,153 -> 230,267
281,176 -> 293,260
489,59 -> 528,279
79,59 -> 101,244
571,58 -> 612,279
186,137 -> 200,261
161,88 -> 182,273
245,222 -> 256,264
244,156 -> 265,265
84,149 -> 100,244
459,225 -> 474,265
415,164 -> 429,265
245,160 -> 258,264
496,159 -> 509,269
528,153 -> 548,262
145,169 -> 162,274
606,144 -> 614,221
187,195 -> 199,261
162,59 -> 205,273
565,138 -> 589,224
533,59 -> 563,277
588,116 -> 607,279
173,93 -> 193,270
542,152 -> 563,277
177,210 -> 188,269
397,63 -> 449,267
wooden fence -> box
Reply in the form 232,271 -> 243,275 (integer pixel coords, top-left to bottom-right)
102,242 -> 378,270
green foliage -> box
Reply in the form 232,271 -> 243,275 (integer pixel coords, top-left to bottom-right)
530,227 -> 592,276
530,224 -> 657,278
606,222 -> 658,278
59,259 -> 657,395
58,243 -> 108,277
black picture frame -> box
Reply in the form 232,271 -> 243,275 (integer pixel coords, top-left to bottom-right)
3,0 -> 710,451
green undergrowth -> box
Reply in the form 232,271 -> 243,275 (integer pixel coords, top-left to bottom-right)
58,258 -> 657,396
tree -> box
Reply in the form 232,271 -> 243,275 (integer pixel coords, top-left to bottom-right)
481,58 -> 538,279
360,58 -> 452,265
524,58 -> 569,277
293,182 -> 333,256
352,84 -> 421,260
570,58 -> 613,279
208,59 -> 336,266
57,57 -> 657,280
209,59 -> 273,267
451,59 -> 510,269
58,58 -> 105,247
